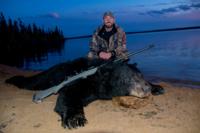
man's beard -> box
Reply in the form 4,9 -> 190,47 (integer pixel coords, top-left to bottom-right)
105,22 -> 113,28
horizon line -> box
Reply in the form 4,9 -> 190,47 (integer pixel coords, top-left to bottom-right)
65,25 -> 200,40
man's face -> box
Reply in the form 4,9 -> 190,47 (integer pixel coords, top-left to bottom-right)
103,16 -> 115,28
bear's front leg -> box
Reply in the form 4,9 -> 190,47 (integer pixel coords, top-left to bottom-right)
60,106 -> 87,129
54,89 -> 87,129
149,83 -> 165,95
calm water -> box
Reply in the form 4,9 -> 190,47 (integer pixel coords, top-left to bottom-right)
22,29 -> 200,83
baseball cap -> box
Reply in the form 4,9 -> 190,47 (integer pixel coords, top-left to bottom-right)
103,11 -> 114,18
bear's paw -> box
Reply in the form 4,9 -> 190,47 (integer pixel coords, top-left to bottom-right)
62,113 -> 87,129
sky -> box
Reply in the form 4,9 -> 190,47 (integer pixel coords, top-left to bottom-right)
0,0 -> 200,36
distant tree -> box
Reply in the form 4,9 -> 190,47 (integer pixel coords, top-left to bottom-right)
0,12 -> 65,67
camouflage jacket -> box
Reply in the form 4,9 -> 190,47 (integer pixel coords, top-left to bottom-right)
88,24 -> 128,59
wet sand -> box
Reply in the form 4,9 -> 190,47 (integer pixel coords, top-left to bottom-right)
0,64 -> 200,133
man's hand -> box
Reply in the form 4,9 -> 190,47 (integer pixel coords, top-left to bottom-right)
99,52 -> 112,60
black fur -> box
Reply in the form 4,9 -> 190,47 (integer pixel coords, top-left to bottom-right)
6,58 -> 103,90
5,57 -> 164,129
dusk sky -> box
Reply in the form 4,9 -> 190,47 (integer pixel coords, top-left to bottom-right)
1,0 -> 200,36
1,0 -> 200,81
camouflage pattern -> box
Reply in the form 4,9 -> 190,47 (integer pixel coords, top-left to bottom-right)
88,24 -> 128,59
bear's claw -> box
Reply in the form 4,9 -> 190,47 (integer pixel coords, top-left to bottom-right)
62,114 -> 87,129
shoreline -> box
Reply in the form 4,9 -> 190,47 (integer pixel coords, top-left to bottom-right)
145,76 -> 200,89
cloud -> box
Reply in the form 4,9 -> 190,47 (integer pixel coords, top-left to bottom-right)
178,5 -> 191,11
146,7 -> 177,16
38,12 -> 60,19
161,7 -> 178,14
49,12 -> 60,19
191,3 -> 200,9
143,3 -> 200,16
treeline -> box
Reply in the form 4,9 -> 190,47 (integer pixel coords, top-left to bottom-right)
0,12 -> 65,67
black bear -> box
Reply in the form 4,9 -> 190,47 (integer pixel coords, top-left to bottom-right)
6,57 -> 164,129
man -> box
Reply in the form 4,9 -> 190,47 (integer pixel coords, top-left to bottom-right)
88,11 -> 128,60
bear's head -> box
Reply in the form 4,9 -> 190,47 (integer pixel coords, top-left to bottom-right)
97,63 -> 152,99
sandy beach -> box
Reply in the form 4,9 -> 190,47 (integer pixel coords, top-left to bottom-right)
0,64 -> 200,133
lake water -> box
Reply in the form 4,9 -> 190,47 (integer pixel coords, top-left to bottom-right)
22,29 -> 200,84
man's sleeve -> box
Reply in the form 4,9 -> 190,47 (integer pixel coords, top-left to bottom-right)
115,31 -> 128,59
87,32 -> 99,59
122,31 -> 127,51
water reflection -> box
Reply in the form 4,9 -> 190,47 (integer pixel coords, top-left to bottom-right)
127,30 -> 200,82
23,30 -> 200,82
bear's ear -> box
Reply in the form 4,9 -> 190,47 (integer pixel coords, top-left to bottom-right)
133,63 -> 137,67
127,63 -> 138,69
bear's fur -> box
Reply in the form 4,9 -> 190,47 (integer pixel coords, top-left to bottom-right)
6,57 -> 164,129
